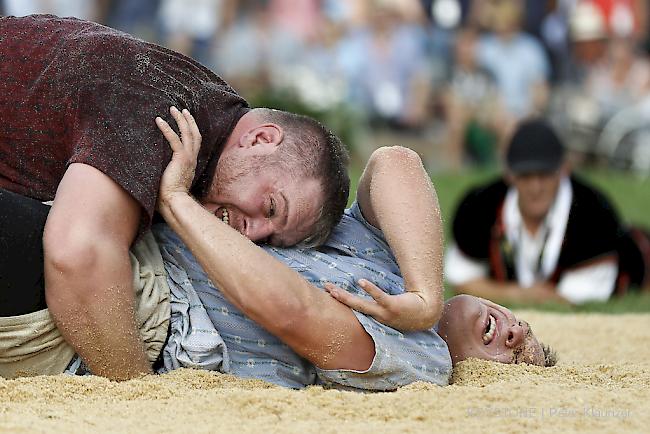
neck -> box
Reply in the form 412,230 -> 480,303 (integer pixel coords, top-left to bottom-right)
522,216 -> 544,235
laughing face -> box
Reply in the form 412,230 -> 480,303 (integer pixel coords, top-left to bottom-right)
437,295 -> 546,366
200,151 -> 324,247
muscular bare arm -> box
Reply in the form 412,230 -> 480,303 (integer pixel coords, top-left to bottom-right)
325,146 -> 445,331
44,163 -> 151,379
156,109 -> 374,371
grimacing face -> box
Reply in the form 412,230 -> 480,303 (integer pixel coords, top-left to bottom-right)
511,170 -> 562,224
437,295 -> 546,366
200,150 -> 324,247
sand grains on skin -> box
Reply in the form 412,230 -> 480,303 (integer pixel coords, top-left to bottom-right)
1,311 -> 649,433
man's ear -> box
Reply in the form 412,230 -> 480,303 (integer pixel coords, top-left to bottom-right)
240,123 -> 284,154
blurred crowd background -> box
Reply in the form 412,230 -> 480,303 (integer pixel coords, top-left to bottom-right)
3,0 -> 650,174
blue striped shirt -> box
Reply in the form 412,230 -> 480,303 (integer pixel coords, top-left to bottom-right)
153,202 -> 452,390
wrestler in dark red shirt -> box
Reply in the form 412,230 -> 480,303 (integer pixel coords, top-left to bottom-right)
0,15 -> 350,380
0,14 -> 247,228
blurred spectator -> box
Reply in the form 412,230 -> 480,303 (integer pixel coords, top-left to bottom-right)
563,2 -> 650,164
591,42 -> 650,173
440,28 -> 501,168
539,0 -> 573,83
570,0 -> 610,68
584,37 -> 650,122
567,1 -> 648,76
445,118 -> 647,305
473,0 -> 551,144
268,0 -> 322,42
3,0 -> 648,175
213,0 -> 301,96
420,0 -> 467,73
271,15 -> 349,111
588,0 -> 646,40
105,0 -> 161,42
157,0 -> 236,67
337,1 -> 433,129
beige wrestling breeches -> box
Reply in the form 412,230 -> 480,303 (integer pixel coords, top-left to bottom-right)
0,231 -> 170,378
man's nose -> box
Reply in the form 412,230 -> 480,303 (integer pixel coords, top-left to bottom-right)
529,176 -> 546,192
505,322 -> 525,348
245,218 -> 274,243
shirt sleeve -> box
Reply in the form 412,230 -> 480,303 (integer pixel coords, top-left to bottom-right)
348,200 -> 386,241
557,260 -> 618,304
444,244 -> 490,286
64,31 -> 247,233
315,311 -> 452,391
68,82 -> 172,233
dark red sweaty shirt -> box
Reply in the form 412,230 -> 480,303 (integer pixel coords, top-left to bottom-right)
0,15 -> 249,231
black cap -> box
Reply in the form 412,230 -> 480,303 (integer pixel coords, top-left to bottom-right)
506,118 -> 565,174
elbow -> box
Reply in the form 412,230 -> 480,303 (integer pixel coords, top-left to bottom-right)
370,146 -> 423,169
420,295 -> 444,330
44,226 -> 98,270
43,229 -> 104,303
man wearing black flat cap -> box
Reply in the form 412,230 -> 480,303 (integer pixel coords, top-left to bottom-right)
443,118 -> 641,305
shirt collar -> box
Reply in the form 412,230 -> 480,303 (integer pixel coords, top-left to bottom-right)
503,176 -> 573,283
504,176 -> 572,238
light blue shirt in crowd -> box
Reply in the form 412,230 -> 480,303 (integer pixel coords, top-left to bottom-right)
476,33 -> 550,117
153,202 -> 452,391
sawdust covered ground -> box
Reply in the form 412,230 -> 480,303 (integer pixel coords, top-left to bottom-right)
1,311 -> 648,433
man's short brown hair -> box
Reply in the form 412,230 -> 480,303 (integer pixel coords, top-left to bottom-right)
255,108 -> 350,247
541,343 -> 558,367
